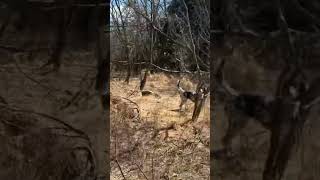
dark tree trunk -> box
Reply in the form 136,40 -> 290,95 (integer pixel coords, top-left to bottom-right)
140,70 -> 148,91
46,7 -> 72,70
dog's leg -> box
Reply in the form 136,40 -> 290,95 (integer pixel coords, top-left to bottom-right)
179,97 -> 187,111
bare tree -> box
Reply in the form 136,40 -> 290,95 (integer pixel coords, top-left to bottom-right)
111,0 -> 134,84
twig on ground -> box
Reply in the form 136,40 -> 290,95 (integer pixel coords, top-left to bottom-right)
151,149 -> 154,180
13,55 -> 62,95
134,162 -> 149,180
60,90 -> 82,110
116,160 -> 127,180
115,132 -> 127,180
3,105 -> 91,143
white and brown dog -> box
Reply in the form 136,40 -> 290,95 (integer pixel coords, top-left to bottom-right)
177,80 -> 202,111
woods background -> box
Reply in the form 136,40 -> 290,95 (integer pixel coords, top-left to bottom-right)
211,0 -> 320,180
0,1 -> 108,180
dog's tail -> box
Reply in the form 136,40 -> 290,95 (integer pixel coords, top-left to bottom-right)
177,80 -> 185,93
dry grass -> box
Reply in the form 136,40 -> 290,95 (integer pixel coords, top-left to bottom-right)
110,73 -> 210,180
0,103 -> 96,180
0,56 -> 106,179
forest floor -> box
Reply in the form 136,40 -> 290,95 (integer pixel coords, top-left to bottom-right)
0,56 -> 107,179
212,102 -> 320,180
110,73 -> 210,179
